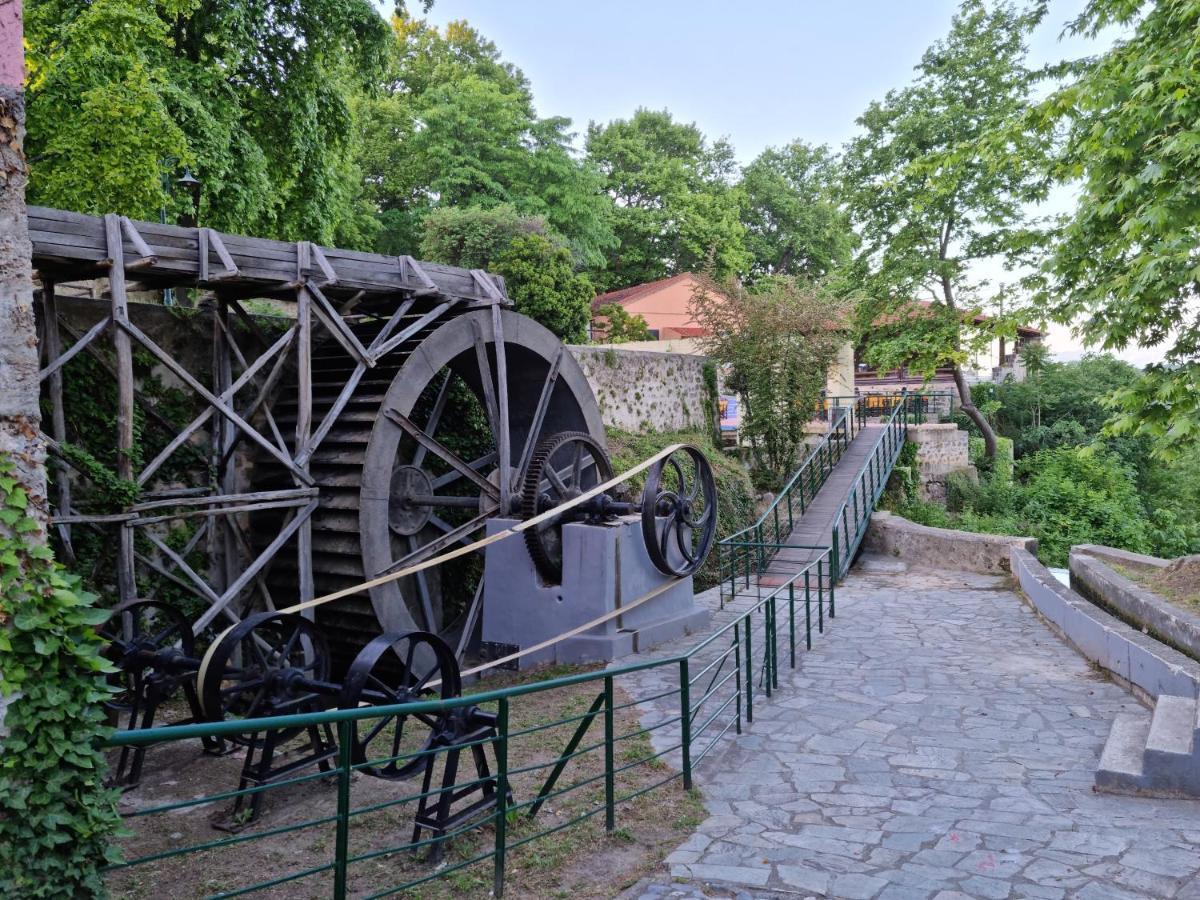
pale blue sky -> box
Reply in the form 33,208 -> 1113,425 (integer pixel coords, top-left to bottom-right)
407,0 -> 1103,162
384,1 -> 1156,363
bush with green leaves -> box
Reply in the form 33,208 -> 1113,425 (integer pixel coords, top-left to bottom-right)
492,233 -> 595,343
0,460 -> 122,896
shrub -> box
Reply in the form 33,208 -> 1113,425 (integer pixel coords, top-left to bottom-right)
0,460 -> 123,895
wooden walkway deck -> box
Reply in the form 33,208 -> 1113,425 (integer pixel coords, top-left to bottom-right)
761,424 -> 885,585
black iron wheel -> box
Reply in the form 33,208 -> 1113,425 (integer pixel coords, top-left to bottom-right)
99,598 -> 196,727
520,431 -> 614,584
337,630 -> 460,779
198,611 -> 332,741
640,445 -> 718,577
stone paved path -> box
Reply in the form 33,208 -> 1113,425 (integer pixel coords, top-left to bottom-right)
624,565 -> 1200,900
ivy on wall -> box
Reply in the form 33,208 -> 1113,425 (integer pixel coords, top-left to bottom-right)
0,458 -> 123,896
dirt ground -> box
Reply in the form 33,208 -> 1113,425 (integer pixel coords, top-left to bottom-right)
105,664 -> 704,899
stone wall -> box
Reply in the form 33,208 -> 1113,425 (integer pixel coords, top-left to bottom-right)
567,345 -> 713,434
864,510 -> 1036,574
906,423 -> 976,502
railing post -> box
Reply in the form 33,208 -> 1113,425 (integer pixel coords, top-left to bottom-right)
788,581 -> 796,668
830,552 -> 837,618
494,697 -> 510,898
804,570 -> 812,650
817,558 -> 825,633
679,658 -> 693,790
769,596 -> 779,691
733,623 -> 742,734
831,527 -> 840,585
744,616 -> 753,723
333,719 -> 352,900
604,675 -> 615,831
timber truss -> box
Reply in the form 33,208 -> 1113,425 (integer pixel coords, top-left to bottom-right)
31,206 -> 510,635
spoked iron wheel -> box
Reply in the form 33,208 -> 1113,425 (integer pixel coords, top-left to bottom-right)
337,631 -> 461,779
198,611 -> 333,743
521,431 -> 614,583
99,598 -> 197,730
641,445 -> 718,577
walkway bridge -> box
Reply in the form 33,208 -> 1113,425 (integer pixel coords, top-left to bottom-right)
718,393 -> 931,604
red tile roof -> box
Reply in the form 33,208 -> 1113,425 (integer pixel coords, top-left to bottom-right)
591,273 -> 695,312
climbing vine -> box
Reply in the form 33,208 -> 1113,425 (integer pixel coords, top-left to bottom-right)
0,458 -> 123,897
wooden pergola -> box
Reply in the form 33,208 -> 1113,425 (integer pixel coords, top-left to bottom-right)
31,206 -> 510,632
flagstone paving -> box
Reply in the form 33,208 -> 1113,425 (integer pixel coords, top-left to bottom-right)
624,565 -> 1200,899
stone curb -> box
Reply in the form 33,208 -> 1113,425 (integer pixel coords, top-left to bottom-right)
1011,547 -> 1200,702
1070,548 -> 1200,665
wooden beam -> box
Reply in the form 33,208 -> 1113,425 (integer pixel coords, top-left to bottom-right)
105,214 -> 137,604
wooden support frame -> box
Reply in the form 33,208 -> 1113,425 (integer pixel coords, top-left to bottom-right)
32,204 -> 512,645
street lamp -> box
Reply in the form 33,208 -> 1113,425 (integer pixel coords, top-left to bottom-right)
177,167 -> 201,229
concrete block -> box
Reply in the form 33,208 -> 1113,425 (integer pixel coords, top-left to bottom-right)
482,515 -> 707,669
1095,714 -> 1148,792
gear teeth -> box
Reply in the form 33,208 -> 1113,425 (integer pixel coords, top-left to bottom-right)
520,431 -> 613,585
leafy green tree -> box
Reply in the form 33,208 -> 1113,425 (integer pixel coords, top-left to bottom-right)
492,234 -> 595,343
585,108 -> 749,289
418,205 -> 547,270
358,16 -> 614,265
25,0 -> 390,245
1029,0 -> 1200,458
692,275 -> 849,486
593,303 -> 652,344
843,0 -> 1051,458
739,140 -> 855,281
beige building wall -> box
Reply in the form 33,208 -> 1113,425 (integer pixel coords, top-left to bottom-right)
615,275 -> 707,336
827,340 -> 856,397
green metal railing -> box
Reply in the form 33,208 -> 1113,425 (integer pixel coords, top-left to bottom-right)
717,399 -> 866,603
823,390 -> 954,425
102,549 -> 835,899
829,393 -> 910,580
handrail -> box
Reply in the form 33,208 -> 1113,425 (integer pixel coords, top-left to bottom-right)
822,390 -> 954,425
829,391 -> 911,580
100,548 -> 838,899
718,397 -> 866,603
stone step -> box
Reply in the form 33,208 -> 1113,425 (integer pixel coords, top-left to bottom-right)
1146,694 -> 1196,759
1095,713 -> 1148,793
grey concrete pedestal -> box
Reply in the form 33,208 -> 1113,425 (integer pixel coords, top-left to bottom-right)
481,516 -> 710,669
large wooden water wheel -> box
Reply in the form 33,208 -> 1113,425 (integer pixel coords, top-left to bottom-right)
255,306 -> 606,671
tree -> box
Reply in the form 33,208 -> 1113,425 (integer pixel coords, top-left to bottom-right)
593,303 -> 653,343
739,140 -> 855,281
358,16 -> 614,264
1,0 -> 45,514
1030,0 -> 1200,458
24,0 -> 390,245
692,275 -> 849,486
585,108 -> 749,289
493,234 -> 595,343
842,0 -> 1050,458
418,204 -> 546,270
1,7 -> 122,894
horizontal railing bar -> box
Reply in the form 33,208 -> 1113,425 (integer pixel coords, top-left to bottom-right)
361,846 -> 498,900
208,860 -> 333,900
107,813 -> 337,871
124,764 -> 338,817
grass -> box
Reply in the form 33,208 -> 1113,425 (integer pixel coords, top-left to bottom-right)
1111,562 -> 1200,615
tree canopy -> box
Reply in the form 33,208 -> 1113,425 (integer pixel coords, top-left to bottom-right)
25,0 -> 390,246
843,0 -> 1051,456
1030,0 -> 1200,457
740,141 -> 855,281
585,109 -> 749,290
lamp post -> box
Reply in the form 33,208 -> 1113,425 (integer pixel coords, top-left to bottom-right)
158,157 -> 179,305
177,167 -> 201,229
